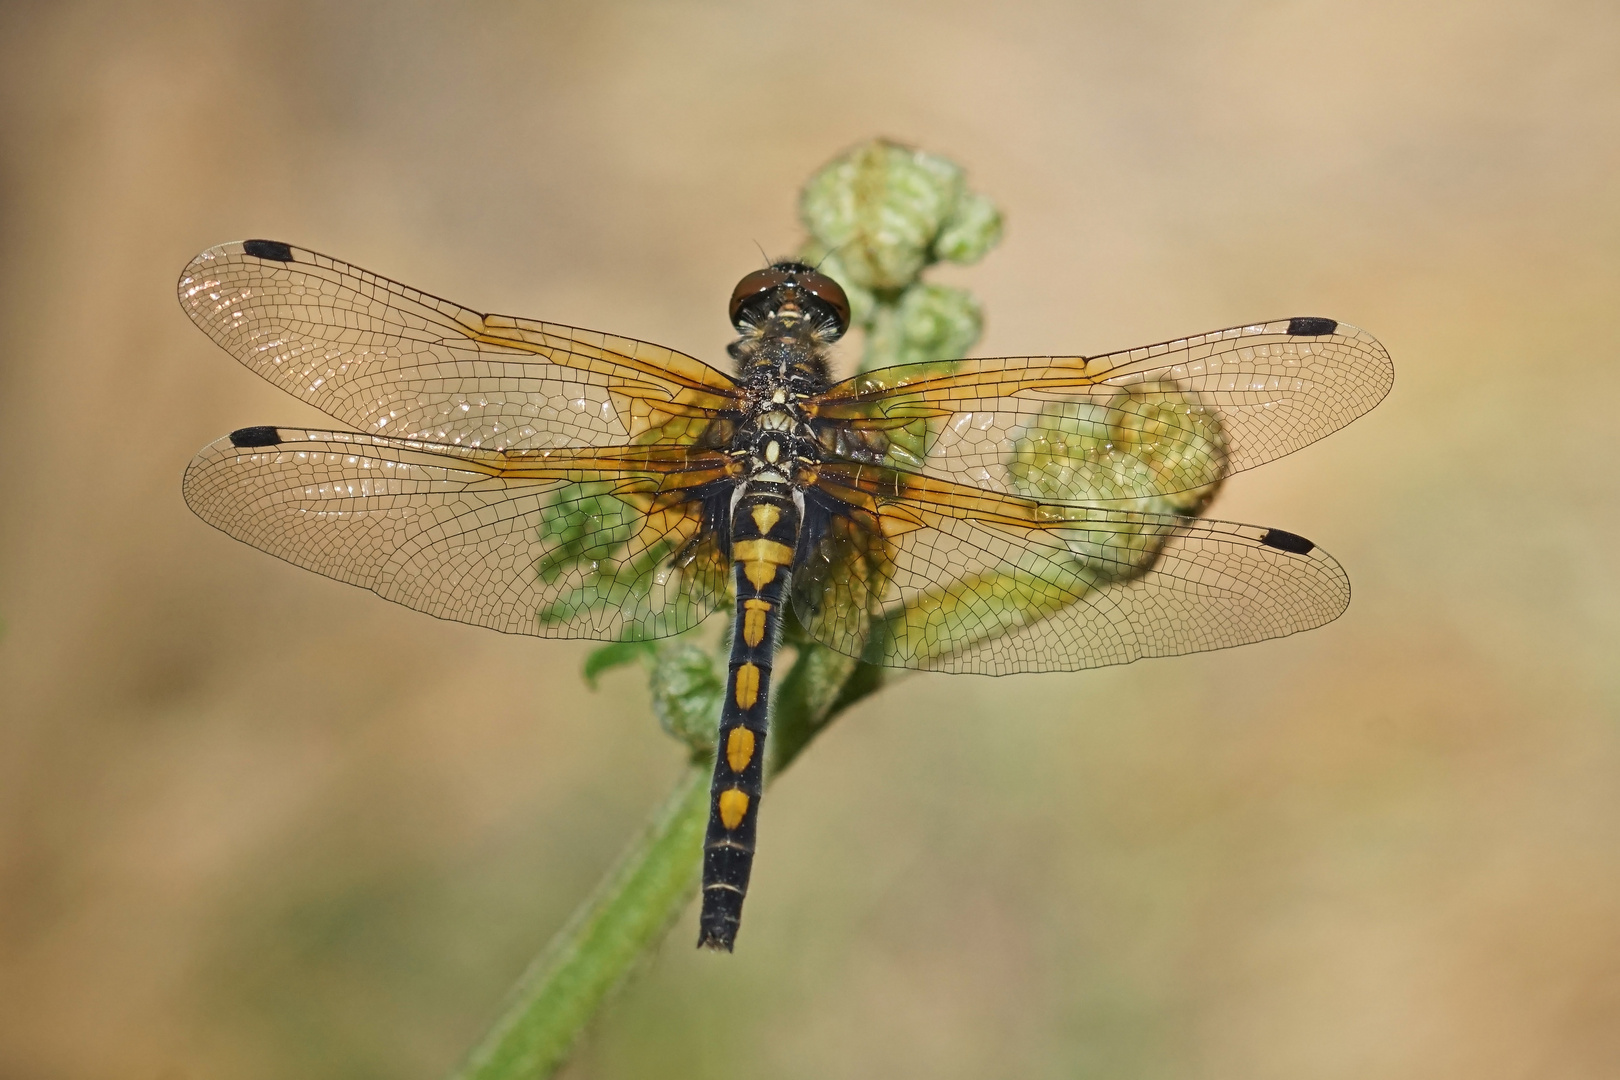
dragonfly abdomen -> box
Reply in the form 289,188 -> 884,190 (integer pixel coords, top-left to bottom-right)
697,485 -> 801,951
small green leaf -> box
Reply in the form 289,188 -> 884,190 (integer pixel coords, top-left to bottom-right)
535,484 -> 640,584
647,644 -> 726,759
583,640 -> 657,688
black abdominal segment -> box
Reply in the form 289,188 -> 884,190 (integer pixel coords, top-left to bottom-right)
698,485 -> 802,950
696,262 -> 845,950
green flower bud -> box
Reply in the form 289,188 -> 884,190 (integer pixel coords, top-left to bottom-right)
865,282 -> 983,370
799,139 -> 998,292
934,191 -> 1002,265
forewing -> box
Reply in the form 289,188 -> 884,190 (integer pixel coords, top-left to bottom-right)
178,240 -> 740,451
183,428 -> 732,640
810,318 -> 1391,504
793,466 -> 1349,674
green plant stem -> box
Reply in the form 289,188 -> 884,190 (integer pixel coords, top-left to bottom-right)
450,764 -> 710,1080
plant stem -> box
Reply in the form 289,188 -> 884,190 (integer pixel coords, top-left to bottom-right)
450,764 -> 709,1080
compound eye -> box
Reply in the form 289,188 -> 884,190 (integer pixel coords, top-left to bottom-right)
729,268 -> 789,327
796,270 -> 851,335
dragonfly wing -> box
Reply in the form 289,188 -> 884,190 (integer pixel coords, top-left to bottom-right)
810,318 -> 1391,505
183,428 -> 733,640
789,504 -> 891,661
792,466 -> 1349,674
178,240 -> 741,452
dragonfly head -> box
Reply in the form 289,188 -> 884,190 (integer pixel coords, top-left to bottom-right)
729,262 -> 850,341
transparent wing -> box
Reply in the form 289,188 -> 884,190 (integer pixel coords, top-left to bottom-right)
809,318 -> 1391,505
791,465 -> 1349,674
178,240 -> 740,452
183,427 -> 733,640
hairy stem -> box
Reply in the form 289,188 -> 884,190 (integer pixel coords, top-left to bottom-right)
450,765 -> 709,1080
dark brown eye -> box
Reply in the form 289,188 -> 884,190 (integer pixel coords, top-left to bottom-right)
729,268 -> 790,327
728,264 -> 852,336
795,270 -> 850,335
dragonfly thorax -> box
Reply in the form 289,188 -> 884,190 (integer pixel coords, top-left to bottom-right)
724,267 -> 842,493
730,329 -> 835,395
733,394 -> 815,484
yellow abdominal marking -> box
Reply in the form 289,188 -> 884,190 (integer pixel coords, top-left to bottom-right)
734,662 -> 761,709
750,503 -> 781,535
719,788 -> 750,830
742,598 -> 772,647
726,727 -> 756,772
733,538 -> 793,590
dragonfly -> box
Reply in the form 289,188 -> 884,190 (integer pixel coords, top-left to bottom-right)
179,239 -> 1392,951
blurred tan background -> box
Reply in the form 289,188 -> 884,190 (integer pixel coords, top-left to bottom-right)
3,2 -> 1618,1078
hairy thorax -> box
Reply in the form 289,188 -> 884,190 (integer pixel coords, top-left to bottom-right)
727,319 -> 836,490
